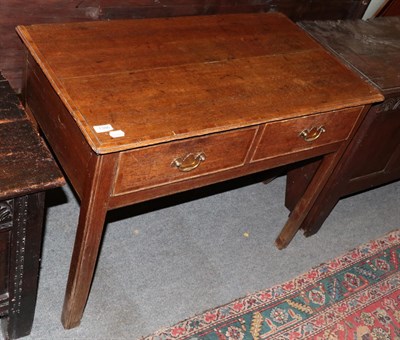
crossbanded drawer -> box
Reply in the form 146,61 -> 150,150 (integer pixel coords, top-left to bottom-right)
113,127 -> 257,195
251,107 -> 362,162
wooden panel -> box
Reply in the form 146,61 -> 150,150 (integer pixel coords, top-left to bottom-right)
0,229 -> 10,298
0,199 -> 12,316
24,57 -> 89,199
297,17 -> 400,196
252,108 -> 362,162
349,102 -> 400,179
0,77 -> 24,120
2,0 -> 370,92
377,0 -> 400,16
18,13 -> 318,79
17,13 -> 383,154
0,73 -> 64,338
109,141 -> 341,209
284,17 -> 400,236
114,127 -> 257,195
299,17 -> 400,92
1,1 -> 96,91
285,158 -> 321,212
94,0 -> 370,21
4,193 -> 46,339
0,74 -> 64,201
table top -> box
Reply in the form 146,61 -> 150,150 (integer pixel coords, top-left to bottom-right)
0,74 -> 64,200
299,16 -> 400,94
17,13 -> 383,154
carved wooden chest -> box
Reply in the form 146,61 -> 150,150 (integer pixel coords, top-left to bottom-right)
286,17 -> 400,236
0,73 -> 64,338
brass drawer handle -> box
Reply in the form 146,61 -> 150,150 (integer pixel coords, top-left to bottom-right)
171,152 -> 206,172
299,126 -> 325,142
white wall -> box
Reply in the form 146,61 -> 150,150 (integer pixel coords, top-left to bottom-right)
363,0 -> 388,19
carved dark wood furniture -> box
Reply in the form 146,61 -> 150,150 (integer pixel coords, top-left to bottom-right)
16,13 -> 382,329
285,17 -> 400,236
0,73 -> 64,339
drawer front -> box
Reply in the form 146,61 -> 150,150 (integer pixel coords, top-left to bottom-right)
114,127 -> 257,195
252,107 -> 361,162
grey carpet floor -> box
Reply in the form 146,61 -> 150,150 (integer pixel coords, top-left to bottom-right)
7,175 -> 400,339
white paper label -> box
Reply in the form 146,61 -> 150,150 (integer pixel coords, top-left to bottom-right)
93,124 -> 114,133
109,130 -> 125,138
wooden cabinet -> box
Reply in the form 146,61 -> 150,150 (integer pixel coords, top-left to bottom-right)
285,17 -> 400,236
0,74 -> 64,339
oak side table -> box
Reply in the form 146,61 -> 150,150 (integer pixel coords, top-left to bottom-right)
0,73 -> 64,339
16,13 -> 383,329
286,17 -> 400,236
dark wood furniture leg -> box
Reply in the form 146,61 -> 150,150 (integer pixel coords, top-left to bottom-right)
284,129 -> 371,237
288,18 -> 400,237
1,192 -> 45,339
286,100 -> 400,237
0,72 -> 64,338
275,103 -> 371,249
285,158 -> 347,237
61,154 -> 117,329
276,151 -> 340,248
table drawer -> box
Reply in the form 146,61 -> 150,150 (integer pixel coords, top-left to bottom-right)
114,127 -> 257,195
252,107 -> 361,162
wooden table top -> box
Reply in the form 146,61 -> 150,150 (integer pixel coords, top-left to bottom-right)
299,16 -> 400,94
0,74 -> 64,200
17,13 -> 383,154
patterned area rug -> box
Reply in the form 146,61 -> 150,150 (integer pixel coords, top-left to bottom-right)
144,229 -> 400,339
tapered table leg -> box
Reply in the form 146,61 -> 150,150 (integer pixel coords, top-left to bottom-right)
61,155 -> 117,329
275,152 -> 340,249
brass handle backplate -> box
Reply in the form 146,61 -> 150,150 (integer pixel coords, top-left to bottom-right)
171,152 -> 206,172
299,126 -> 325,142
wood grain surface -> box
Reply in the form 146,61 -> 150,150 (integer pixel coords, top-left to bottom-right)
17,13 -> 382,154
2,0 -> 371,91
0,74 -> 64,200
17,12 -> 384,328
286,17 -> 400,236
299,17 -> 400,92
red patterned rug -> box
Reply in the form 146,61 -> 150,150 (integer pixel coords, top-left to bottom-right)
144,229 -> 400,339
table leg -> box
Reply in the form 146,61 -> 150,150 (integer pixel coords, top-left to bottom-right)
275,150 -> 343,249
2,193 -> 45,339
285,160 -> 320,212
61,155 -> 117,329
292,139 -> 364,238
